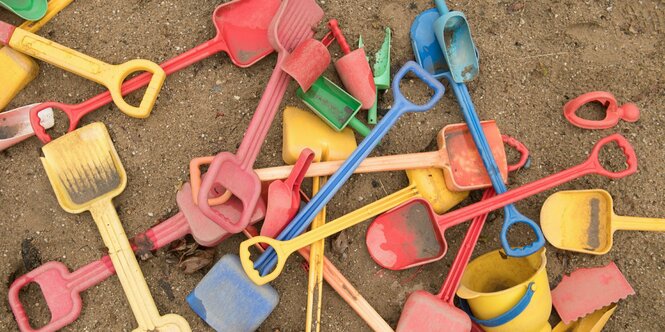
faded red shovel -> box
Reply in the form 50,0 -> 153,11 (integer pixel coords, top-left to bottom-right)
261,148 -> 315,238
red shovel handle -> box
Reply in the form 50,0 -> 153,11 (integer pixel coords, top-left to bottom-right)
328,19 -> 351,54
30,102 -> 83,143
285,148 -> 316,189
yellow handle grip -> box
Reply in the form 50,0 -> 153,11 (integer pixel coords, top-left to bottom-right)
613,215 -> 665,232
240,185 -> 421,285
20,0 -> 75,32
90,202 -> 190,332
8,27 -> 165,118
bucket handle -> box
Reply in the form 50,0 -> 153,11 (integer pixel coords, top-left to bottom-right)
458,282 -> 536,327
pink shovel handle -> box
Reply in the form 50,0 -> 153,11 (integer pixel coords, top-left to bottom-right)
434,134 -> 637,227
563,91 -> 640,130
328,19 -> 351,54
8,213 -> 190,332
284,148 -> 315,189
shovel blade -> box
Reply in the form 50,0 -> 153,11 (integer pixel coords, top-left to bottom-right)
397,291 -> 471,332
296,77 -> 362,132
188,255 -> 279,332
282,39 -> 330,91
434,12 -> 479,82
335,49 -> 376,108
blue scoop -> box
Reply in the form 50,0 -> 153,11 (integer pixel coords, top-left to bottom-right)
411,9 -> 545,257
433,0 -> 479,83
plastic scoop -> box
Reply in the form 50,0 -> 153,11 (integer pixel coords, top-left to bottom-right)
433,0 -> 479,83
563,91 -> 640,130
397,188 -> 495,332
0,0 -> 47,20
28,0 -> 280,143
551,262 -> 633,324
195,0 -> 324,233
0,103 -> 53,151
552,304 -> 617,332
541,189 -> 665,255
395,140 -> 529,330
0,21 -> 166,119
261,148 -> 315,238
281,36 -> 332,91
243,61 -> 446,282
296,75 -> 370,136
328,19 -> 376,109
8,183 -> 265,332
0,0 -> 73,111
366,134 -> 638,270
366,27 -> 392,124
39,123 -> 190,331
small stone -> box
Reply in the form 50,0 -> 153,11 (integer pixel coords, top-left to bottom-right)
234,95 -> 241,100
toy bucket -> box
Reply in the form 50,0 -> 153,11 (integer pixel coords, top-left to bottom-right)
457,248 -> 551,332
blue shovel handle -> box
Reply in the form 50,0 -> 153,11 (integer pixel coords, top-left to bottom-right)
442,72 -> 545,257
459,282 -> 536,327
253,61 -> 445,276
434,0 -> 449,14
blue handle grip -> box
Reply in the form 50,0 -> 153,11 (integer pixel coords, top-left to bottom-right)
441,72 -> 545,257
459,282 -> 536,327
254,61 -> 445,275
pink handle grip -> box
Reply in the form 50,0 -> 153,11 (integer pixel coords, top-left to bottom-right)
563,91 -> 640,130
328,19 -> 351,54
284,148 -> 315,189
432,134 -> 636,226
29,38 -> 222,143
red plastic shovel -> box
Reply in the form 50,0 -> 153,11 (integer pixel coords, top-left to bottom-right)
195,0 -> 324,233
328,19 -> 376,109
397,188 -> 496,332
8,183 -> 265,332
261,148 -> 315,238
28,0 -> 281,143
366,134 -> 637,270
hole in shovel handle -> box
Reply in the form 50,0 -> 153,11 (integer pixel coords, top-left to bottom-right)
239,236 -> 286,285
500,213 -> 545,258
588,134 -> 637,179
30,102 -> 80,144
109,60 -> 166,119
391,61 -> 445,113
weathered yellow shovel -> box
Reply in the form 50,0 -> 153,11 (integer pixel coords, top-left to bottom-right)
40,123 -> 190,331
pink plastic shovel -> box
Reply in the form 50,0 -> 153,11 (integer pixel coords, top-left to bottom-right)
195,0 -> 324,233
8,183 -> 265,332
261,148 -> 315,238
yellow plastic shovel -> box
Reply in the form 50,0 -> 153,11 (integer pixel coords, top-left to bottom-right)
541,189 -> 665,255
241,167 -> 468,285
0,20 -> 165,118
0,0 -> 73,110
40,123 -> 190,331
552,304 -> 617,332
282,106 -> 356,332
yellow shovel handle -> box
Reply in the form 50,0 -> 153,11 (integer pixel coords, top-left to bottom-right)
240,185 -> 420,285
20,0 -> 75,32
8,28 -> 165,118
90,202 -> 190,331
306,176 -> 326,332
613,215 -> 665,232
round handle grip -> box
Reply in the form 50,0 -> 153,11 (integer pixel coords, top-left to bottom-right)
108,59 -> 166,118
587,133 -> 638,179
239,236 -> 288,285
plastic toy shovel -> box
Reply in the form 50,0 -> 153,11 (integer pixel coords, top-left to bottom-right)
0,0 -> 47,20
195,0 -> 324,233
0,103 -> 53,151
329,19 -> 376,108
261,148 -> 315,238
397,188 -> 495,332
366,134 -> 637,270
433,0 -> 479,82
39,123 -> 190,331
541,189 -> 665,255
28,0 -> 281,143
0,20 -> 166,118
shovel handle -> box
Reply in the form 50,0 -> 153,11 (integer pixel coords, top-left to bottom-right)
563,91 -> 640,130
328,19 -> 351,54
285,148 -> 316,189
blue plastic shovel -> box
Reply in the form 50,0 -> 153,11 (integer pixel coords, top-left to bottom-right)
411,11 -> 545,257
433,0 -> 479,83
252,61 -> 446,276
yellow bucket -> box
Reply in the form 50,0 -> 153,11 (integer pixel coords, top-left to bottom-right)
457,248 -> 551,332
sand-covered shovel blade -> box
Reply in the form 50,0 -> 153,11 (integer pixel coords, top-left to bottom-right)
433,0 -> 479,82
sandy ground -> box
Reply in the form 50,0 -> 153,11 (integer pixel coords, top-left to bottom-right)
1,0 -> 664,331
